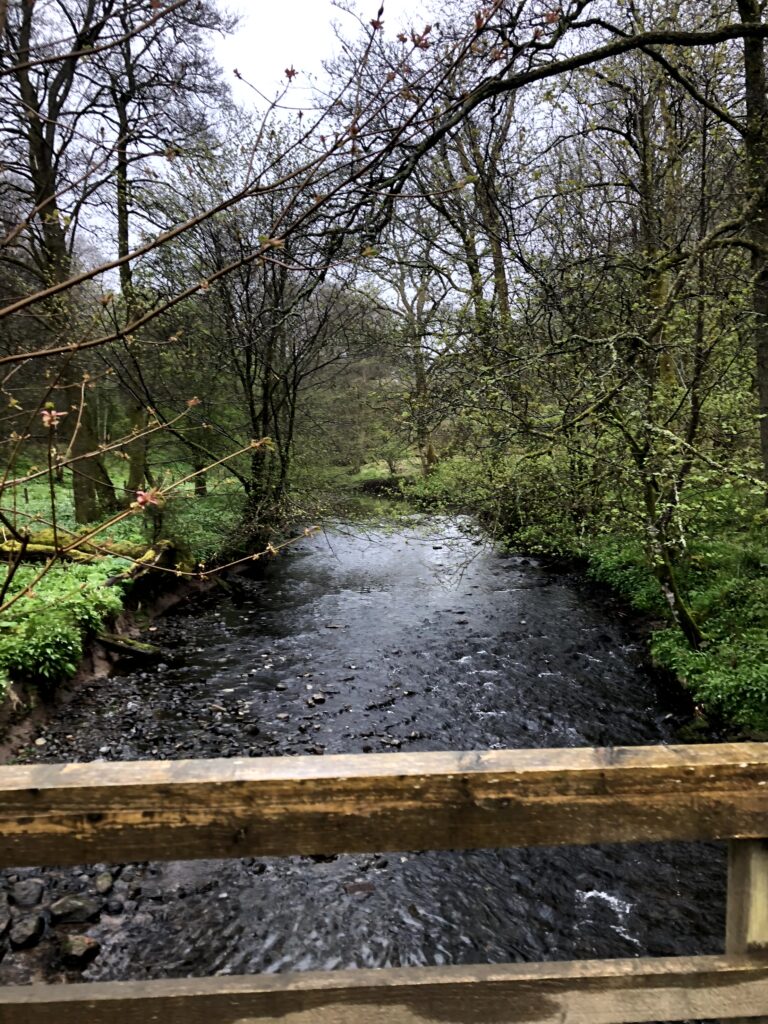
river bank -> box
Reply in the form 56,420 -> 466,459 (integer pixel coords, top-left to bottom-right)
0,515 -> 726,990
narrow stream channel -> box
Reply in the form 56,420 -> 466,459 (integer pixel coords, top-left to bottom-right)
0,516 -> 725,993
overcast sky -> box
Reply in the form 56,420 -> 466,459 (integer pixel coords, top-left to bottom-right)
213,0 -> 426,105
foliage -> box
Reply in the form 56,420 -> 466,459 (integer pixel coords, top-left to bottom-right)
587,503 -> 768,732
162,491 -> 247,566
0,560 -> 126,694
587,539 -> 668,617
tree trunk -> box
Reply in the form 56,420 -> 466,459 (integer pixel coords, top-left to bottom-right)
193,460 -> 208,497
68,386 -> 118,524
14,5 -> 116,524
738,0 -> 768,485
113,83 -> 150,501
643,478 -> 703,650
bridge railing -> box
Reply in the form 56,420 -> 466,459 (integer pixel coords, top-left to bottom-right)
1,742 -> 767,1023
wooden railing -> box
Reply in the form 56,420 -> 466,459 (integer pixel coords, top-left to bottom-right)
1,742 -> 768,1023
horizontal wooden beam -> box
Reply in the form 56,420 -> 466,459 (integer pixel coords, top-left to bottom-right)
3,955 -> 768,1024
1,743 -> 767,867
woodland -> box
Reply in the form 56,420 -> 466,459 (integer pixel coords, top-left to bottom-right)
0,0 -> 767,731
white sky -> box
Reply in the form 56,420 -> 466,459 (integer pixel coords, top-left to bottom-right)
213,0 -> 426,105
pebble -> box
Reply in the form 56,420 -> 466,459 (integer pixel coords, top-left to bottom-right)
95,872 -> 114,896
139,884 -> 163,901
50,894 -> 102,924
11,879 -> 44,907
0,892 -> 10,937
60,933 -> 100,968
9,914 -> 45,949
34,737 -> 46,747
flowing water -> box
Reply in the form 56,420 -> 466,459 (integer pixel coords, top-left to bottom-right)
0,516 -> 725,994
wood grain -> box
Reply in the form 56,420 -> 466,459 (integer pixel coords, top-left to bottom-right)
3,954 -> 768,1024
1,743 -> 767,867
727,839 -> 768,1022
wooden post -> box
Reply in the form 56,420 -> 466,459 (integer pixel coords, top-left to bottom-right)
727,839 -> 768,1023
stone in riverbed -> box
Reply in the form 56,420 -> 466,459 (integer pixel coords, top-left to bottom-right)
9,914 -> 44,949
94,872 -> 113,896
0,892 -> 10,937
138,883 -> 163,901
11,879 -> 44,907
60,933 -> 100,968
50,894 -> 102,924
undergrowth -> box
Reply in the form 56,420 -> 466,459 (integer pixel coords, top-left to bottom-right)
0,478 -> 247,699
0,559 -> 126,697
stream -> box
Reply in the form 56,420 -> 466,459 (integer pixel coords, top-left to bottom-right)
0,515 -> 725,995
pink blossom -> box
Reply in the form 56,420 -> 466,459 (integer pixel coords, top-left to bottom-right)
135,488 -> 160,507
41,409 -> 67,429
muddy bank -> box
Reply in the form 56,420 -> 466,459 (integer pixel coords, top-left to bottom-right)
0,516 -> 725,992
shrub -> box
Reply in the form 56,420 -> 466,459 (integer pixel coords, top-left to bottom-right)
0,559 -> 126,686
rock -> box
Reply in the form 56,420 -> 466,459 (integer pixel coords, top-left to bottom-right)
11,879 -> 44,907
311,693 -> 326,704
344,881 -> 375,895
138,883 -> 163,901
94,872 -> 113,896
60,933 -> 100,968
105,899 -> 124,915
34,737 -> 46,747
9,914 -> 44,949
0,892 -> 10,937
50,894 -> 102,924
